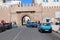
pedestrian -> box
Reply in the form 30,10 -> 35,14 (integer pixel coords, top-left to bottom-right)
38,21 -> 40,26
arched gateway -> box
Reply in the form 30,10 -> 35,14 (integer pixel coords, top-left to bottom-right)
22,15 -> 30,25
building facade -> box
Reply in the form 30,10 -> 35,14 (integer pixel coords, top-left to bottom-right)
0,0 -> 60,26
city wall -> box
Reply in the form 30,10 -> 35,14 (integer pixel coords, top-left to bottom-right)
0,4 -> 60,26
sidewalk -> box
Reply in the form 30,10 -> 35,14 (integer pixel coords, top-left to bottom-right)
56,31 -> 60,34
52,25 -> 60,34
52,31 -> 60,39
53,30 -> 60,34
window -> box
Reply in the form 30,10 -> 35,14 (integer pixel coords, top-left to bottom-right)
6,0 -> 11,2
54,0 -> 59,2
43,0 -> 48,2
6,0 -> 11,1
18,0 -> 21,1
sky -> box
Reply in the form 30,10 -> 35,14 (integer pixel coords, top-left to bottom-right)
6,0 -> 33,5
21,0 -> 33,5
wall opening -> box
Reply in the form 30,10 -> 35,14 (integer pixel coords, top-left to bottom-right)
22,15 -> 30,25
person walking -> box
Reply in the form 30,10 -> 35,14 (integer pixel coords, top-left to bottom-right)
38,21 -> 40,26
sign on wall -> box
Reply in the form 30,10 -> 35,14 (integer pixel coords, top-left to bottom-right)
55,11 -> 60,18
16,11 -> 35,13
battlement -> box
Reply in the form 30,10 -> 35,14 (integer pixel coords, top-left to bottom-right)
0,2 -> 60,13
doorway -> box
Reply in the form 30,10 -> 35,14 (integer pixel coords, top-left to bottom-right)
22,15 -> 30,25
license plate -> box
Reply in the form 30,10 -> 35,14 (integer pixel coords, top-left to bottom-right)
45,30 -> 49,31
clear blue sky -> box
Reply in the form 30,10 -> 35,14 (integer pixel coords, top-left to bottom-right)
21,0 -> 33,5
6,0 -> 33,5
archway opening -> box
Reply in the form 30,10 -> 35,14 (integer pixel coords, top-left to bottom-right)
22,15 -> 30,25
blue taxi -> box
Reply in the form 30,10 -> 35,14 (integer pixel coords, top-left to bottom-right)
26,21 -> 37,28
26,21 -> 32,27
38,23 -> 52,33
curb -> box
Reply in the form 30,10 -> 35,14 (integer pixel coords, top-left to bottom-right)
52,30 -> 60,40
53,30 -> 60,34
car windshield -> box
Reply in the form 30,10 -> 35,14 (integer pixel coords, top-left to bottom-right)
43,23 -> 50,26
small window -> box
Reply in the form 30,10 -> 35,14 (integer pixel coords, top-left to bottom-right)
54,0 -> 59,2
6,0 -> 11,1
6,0 -> 12,2
43,0 -> 48,2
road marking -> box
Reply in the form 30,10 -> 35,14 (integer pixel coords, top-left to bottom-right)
13,31 -> 21,40
13,28 -> 26,40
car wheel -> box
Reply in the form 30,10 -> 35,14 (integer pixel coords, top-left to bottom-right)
40,30 -> 43,33
2,28 -> 6,32
49,29 -> 52,33
38,30 -> 40,32
0,29 -> 2,32
35,26 -> 37,28
32,25 -> 34,28
40,28 -> 44,33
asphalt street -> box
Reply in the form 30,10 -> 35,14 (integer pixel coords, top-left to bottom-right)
0,26 -> 60,40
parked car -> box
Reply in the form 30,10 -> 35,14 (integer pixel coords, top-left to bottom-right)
26,21 -> 38,28
3,23 -> 12,30
38,23 -> 52,33
32,22 -> 38,28
0,24 -> 6,32
12,22 -> 17,28
26,21 -> 32,27
55,22 -> 60,25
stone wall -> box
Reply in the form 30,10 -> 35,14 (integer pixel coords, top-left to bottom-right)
0,4 -> 60,26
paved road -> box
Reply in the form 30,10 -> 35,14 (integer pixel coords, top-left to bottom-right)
0,26 -> 60,40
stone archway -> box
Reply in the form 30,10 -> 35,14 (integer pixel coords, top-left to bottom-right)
22,15 -> 30,25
